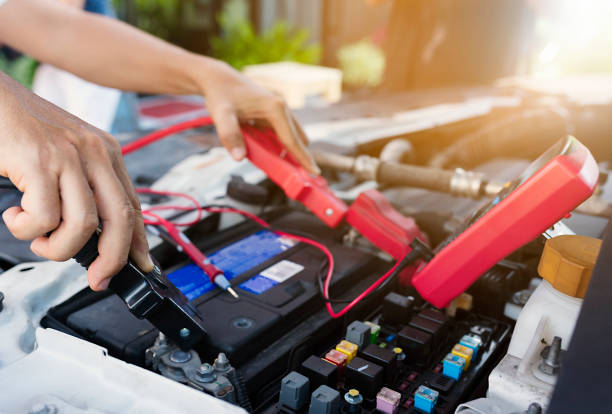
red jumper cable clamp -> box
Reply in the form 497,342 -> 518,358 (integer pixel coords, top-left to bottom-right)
241,124 -> 428,261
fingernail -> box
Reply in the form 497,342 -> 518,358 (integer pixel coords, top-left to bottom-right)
231,147 -> 247,160
96,278 -> 111,291
147,253 -> 155,268
309,163 -> 321,176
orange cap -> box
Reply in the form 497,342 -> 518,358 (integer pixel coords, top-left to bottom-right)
538,235 -> 602,298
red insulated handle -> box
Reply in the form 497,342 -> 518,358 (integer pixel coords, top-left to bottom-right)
164,225 -> 223,282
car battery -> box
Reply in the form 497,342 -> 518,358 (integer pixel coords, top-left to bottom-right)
44,209 -> 386,365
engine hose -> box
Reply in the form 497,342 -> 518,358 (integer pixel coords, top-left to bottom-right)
428,106 -> 569,169
312,151 -> 487,198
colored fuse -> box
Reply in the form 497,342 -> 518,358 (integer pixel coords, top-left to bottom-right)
459,335 -> 482,359
364,321 -> 381,343
336,340 -> 358,363
379,342 -> 388,349
442,353 -> 466,380
414,385 -> 438,413
385,334 -> 396,342
376,387 -> 402,414
324,349 -> 348,372
452,344 -> 474,370
392,347 -> 406,362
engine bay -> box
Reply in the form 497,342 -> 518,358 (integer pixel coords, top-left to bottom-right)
0,84 -> 611,414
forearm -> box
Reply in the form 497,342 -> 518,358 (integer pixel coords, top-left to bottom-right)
0,0 -> 209,95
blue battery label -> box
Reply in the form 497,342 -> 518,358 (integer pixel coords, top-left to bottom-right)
239,274 -> 279,295
239,260 -> 305,295
167,230 -> 297,300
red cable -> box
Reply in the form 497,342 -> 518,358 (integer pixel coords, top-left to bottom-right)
121,117 -> 214,156
202,206 -> 400,319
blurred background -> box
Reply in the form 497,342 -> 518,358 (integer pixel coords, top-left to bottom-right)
2,0 -> 611,185
4,0 -> 612,93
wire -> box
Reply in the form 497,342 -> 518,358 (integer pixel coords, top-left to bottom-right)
201,205 -> 417,319
121,117 -> 214,156
136,188 -> 203,227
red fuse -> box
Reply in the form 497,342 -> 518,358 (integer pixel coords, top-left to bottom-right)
325,349 -> 348,373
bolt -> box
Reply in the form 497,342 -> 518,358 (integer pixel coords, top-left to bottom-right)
325,208 -> 333,216
214,352 -> 231,372
512,289 -> 532,306
526,402 -> 542,414
179,328 -> 190,339
344,389 -> 363,411
539,336 -> 562,376
169,350 -> 192,364
196,363 -> 215,383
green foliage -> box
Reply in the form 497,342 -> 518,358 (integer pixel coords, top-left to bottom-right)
210,0 -> 320,70
0,54 -> 39,88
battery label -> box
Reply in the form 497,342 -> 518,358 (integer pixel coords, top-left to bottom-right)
167,230 -> 297,300
239,260 -> 304,295
260,260 -> 304,283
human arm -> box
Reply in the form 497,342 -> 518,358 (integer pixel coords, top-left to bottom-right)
0,0 -> 318,172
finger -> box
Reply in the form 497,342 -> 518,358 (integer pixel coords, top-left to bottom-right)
211,105 -> 247,160
105,137 -> 154,273
2,171 -> 61,240
291,114 -> 310,146
30,157 -> 98,261
85,158 -> 135,291
268,105 -> 320,175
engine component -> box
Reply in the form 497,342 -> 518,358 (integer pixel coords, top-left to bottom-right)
508,235 -> 601,360
346,321 -> 372,349
312,151 -> 492,199
279,371 -> 311,411
146,334 -> 237,404
265,305 -> 510,414
484,235 -> 603,412
308,385 -> 341,414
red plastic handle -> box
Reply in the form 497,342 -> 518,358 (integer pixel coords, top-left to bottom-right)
242,125 -> 348,228
346,189 -> 428,260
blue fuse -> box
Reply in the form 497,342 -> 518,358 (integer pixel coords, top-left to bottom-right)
459,335 -> 482,359
442,353 -> 465,381
414,385 -> 439,413
385,334 -> 396,342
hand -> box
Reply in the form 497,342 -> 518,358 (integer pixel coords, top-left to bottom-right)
0,73 -> 154,290
194,58 -> 320,175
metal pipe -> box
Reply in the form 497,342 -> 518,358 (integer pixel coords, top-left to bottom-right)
313,151 -> 487,198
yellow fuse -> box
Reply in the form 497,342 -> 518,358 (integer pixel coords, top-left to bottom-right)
336,340 -> 358,363
452,344 -> 473,370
